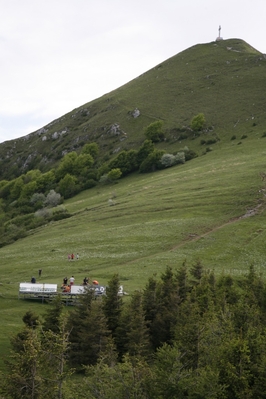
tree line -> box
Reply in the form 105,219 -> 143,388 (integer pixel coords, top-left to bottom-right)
1,263 -> 266,398
0,121 -> 197,248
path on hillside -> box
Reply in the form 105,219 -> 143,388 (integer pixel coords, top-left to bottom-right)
170,203 -> 263,251
123,202 -> 265,266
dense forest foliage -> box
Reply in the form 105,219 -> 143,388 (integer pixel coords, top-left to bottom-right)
1,263 -> 266,398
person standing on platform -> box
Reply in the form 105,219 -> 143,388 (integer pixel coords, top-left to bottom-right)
83,277 -> 89,285
69,276 -> 75,285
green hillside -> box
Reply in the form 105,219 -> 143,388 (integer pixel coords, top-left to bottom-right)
1,38 -> 266,371
0,38 -> 265,179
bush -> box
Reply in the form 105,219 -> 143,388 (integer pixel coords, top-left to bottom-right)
99,174 -> 109,184
44,190 -> 62,207
191,113 -> 206,131
30,193 -> 45,205
178,133 -> 188,140
160,154 -> 176,168
183,148 -> 198,161
50,206 -> 71,221
231,135 -> 236,140
107,168 -> 122,182
144,121 -> 164,142
206,138 -> 217,145
108,151 -> 133,176
83,179 -> 97,189
137,140 -> 155,165
3,223 -> 27,242
35,208 -> 52,219
139,150 -> 165,173
174,152 -> 185,164
59,174 -> 77,199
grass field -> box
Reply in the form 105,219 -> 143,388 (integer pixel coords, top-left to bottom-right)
1,133 -> 266,369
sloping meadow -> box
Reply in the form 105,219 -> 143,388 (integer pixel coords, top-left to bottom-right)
1,138 -> 266,352
1,139 -> 266,289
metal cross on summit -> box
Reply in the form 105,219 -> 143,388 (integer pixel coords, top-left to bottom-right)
216,25 -> 223,41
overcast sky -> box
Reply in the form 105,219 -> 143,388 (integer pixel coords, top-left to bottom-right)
1,0 -> 266,144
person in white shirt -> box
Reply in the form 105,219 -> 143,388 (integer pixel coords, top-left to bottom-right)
69,276 -> 75,285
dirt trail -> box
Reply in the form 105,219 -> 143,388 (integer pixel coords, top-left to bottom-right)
122,202 -> 265,267
170,203 -> 264,251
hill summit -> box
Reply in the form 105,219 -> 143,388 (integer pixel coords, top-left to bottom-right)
0,38 -> 265,180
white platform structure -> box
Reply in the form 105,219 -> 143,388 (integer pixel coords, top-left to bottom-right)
19,283 -> 57,295
19,283 -> 58,302
18,282 -> 107,304
18,282 -> 126,304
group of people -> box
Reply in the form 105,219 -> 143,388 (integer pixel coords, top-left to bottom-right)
61,276 -> 74,292
30,273 -> 97,292
67,253 -> 79,261
61,276 -> 91,292
62,276 -> 75,285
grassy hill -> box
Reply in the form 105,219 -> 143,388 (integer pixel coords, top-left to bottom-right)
1,38 -> 266,370
1,134 -> 266,368
0,38 -> 265,179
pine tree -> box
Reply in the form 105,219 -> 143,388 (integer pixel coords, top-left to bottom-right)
73,354 -> 152,399
125,291 -> 151,358
176,260 -> 189,302
10,310 -> 40,353
142,275 -> 158,329
42,294 -> 64,333
2,328 -> 44,399
190,259 -> 204,284
1,310 -> 73,399
149,266 -> 180,349
217,334 -> 253,399
102,274 -> 123,345
152,342 -> 190,399
40,322 -> 74,399
67,289 -> 112,369
174,296 -> 204,370
244,264 -> 265,309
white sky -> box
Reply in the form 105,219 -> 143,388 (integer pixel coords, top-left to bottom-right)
1,0 -> 266,144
